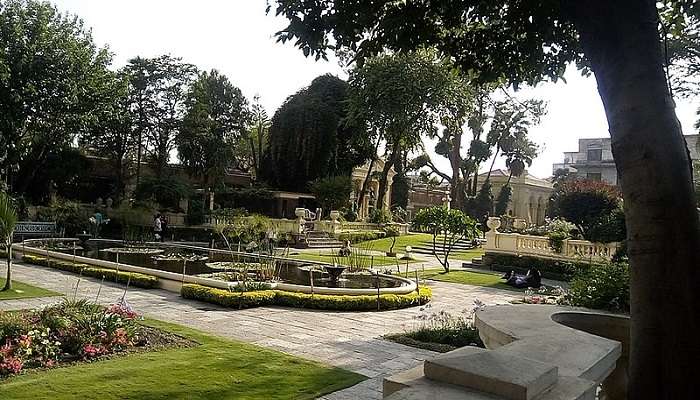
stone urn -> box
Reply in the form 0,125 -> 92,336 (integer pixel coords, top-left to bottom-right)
486,216 -> 502,232
329,210 -> 341,222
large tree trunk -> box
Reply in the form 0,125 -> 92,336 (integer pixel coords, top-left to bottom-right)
567,1 -> 700,397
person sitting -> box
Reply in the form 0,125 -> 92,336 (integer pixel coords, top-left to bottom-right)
338,240 -> 351,257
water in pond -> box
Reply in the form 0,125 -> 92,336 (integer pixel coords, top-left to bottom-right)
54,241 -> 406,289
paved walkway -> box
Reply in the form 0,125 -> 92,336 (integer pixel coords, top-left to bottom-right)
0,262 -> 519,400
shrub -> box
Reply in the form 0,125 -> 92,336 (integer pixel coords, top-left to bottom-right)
548,178 -> 621,237
309,176 -> 352,215
387,309 -> 484,352
565,262 -> 630,312
36,199 -> 90,237
22,255 -> 158,289
368,208 -> 392,224
483,253 -> 599,281
586,206 -> 626,243
337,231 -> 385,244
180,284 -> 432,311
135,176 -> 191,211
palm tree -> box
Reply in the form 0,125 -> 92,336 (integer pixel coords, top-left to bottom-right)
0,192 -> 18,291
503,134 -> 539,185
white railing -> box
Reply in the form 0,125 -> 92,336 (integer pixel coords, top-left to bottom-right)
485,217 -> 620,262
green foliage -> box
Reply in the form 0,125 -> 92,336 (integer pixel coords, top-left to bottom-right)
336,231 -> 386,244
548,179 -> 622,240
494,185 -> 512,216
186,197 -> 205,226
565,262 -> 630,312
387,311 -> 483,353
411,207 -> 478,271
0,0 -> 115,197
485,253 -> 598,281
36,199 -> 90,237
181,284 -> 432,311
134,176 -> 191,210
123,55 -> 198,176
178,70 -> 250,186
310,176 -> 352,214
586,206 -> 627,244
22,255 -> 158,289
215,187 -> 275,214
368,208 -> 392,224
265,74 -> 372,190
214,214 -> 272,244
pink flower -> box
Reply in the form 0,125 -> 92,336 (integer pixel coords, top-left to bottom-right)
0,356 -> 23,375
82,343 -> 105,359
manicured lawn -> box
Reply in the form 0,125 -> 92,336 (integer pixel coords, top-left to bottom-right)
289,252 -> 417,267
357,233 -> 434,253
420,269 -> 522,291
357,233 -> 485,262
0,319 -> 366,400
0,279 -> 61,300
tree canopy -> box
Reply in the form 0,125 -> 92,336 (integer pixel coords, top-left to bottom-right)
264,74 -> 372,190
0,0 -> 115,195
177,70 -> 250,187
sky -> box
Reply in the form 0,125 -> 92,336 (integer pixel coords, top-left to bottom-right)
53,0 -> 699,179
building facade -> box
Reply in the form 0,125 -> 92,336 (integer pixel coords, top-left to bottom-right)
553,135 -> 700,186
478,170 -> 553,225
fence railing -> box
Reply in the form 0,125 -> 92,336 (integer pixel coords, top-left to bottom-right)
485,217 -> 620,262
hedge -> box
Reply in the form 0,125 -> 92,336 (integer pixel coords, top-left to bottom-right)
336,231 -> 386,244
181,284 -> 432,311
483,253 -> 601,281
22,255 -> 158,289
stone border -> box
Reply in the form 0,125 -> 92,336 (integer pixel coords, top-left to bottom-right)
13,239 -> 417,296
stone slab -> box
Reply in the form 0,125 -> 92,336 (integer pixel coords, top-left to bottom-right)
424,350 -> 557,400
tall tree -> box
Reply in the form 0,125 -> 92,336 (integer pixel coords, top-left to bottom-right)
0,0 -> 114,196
123,55 -> 197,179
243,96 -> 271,179
79,71 -> 135,199
271,0 -> 700,394
265,74 -> 371,190
347,51 -> 458,210
177,70 -> 250,188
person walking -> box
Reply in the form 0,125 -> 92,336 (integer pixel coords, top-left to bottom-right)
153,214 -> 162,242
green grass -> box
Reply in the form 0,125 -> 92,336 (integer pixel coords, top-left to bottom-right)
288,252 -> 417,266
420,269 -> 522,291
0,319 -> 366,400
356,233 -> 485,261
0,279 -> 61,300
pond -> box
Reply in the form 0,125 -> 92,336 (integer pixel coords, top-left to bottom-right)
49,240 -> 407,289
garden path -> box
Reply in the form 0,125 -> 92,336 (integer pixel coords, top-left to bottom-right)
0,262 -> 518,400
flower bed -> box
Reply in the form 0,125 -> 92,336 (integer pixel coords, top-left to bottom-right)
21,255 -> 158,289
0,300 -> 194,378
384,304 -> 484,353
180,284 -> 432,311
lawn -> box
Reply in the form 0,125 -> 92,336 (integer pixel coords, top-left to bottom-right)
0,319 -> 366,400
288,252 -> 417,267
0,279 -> 61,300
420,269 -> 522,291
356,233 -> 485,262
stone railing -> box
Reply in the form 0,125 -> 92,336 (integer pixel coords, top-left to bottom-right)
485,217 -> 620,262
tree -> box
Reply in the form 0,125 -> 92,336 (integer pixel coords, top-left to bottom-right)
549,179 -> 622,237
0,192 -> 17,291
347,51 -> 458,210
309,176 -> 352,215
79,72 -> 136,199
0,0 -> 114,196
177,70 -> 250,187
123,55 -> 198,179
265,74 -> 371,190
243,96 -> 271,179
270,2 -> 700,393
411,206 -> 478,272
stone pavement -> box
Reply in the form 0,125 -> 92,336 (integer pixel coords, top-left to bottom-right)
0,262 -> 519,400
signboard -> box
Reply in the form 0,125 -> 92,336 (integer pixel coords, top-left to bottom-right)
14,221 -> 56,236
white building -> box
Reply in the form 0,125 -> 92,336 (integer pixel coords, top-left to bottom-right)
553,135 -> 700,186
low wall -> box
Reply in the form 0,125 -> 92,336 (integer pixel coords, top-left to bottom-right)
484,217 -> 620,263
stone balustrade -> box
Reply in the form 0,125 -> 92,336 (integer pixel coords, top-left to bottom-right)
484,217 -> 620,262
